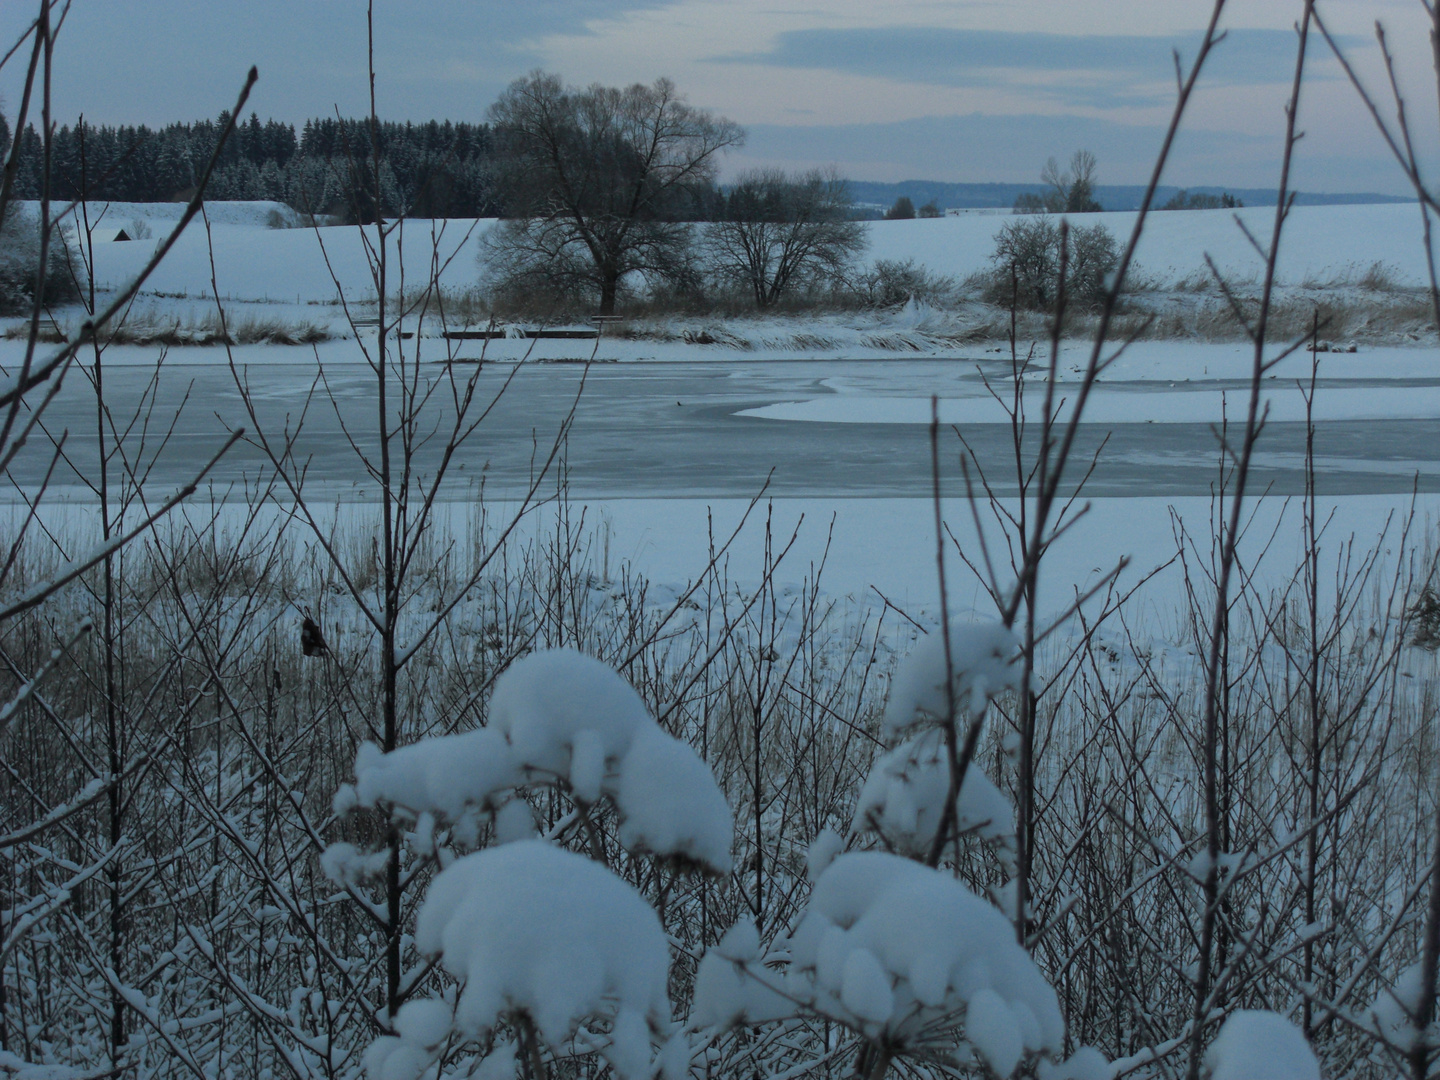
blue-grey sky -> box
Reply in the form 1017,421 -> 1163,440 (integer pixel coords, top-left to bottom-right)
0,0 -> 1427,194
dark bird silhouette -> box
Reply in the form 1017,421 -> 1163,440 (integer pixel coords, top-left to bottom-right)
301,616 -> 329,657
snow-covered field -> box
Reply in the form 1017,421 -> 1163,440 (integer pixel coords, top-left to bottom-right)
47,198 -> 1431,307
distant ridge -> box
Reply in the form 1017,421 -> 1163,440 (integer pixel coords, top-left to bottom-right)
845,180 -> 1412,214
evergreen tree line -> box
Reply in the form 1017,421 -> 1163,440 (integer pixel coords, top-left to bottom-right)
0,112 -> 502,220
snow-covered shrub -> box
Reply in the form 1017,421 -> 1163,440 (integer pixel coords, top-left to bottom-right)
693,620 -> 1100,1079
697,852 -> 1065,1076
852,728 -> 1016,860
345,647 -> 733,873
333,647 -> 735,1078
366,841 -> 673,1080
882,620 -> 1025,735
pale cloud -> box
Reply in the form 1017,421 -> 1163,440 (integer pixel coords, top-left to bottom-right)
0,0 -> 1426,193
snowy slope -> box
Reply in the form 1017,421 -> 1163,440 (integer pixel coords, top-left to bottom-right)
32,200 -> 1424,307
865,203 -> 1427,288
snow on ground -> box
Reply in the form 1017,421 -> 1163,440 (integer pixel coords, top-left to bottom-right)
8,492 -> 1431,643
3,197 -> 1432,376
866,202 -> 1430,289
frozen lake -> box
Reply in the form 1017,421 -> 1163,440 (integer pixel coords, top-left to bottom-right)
14,354 -> 1440,502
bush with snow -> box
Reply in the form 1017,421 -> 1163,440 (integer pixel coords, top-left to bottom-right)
341,647 -> 733,873
882,620 -> 1025,737
365,841 -> 672,1080
333,624 -> 1326,1080
692,620 -> 1100,1080
330,648 -> 735,1079
697,852 -> 1065,1077
852,727 -> 1015,860
1204,1011 -> 1320,1080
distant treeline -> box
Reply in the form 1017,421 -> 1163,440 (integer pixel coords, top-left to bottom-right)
0,112 -> 502,220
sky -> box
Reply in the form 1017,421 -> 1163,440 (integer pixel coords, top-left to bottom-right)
0,0 -> 1430,195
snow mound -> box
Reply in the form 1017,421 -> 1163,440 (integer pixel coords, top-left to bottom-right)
852,728 -> 1015,858
1205,1011 -> 1319,1080
884,622 -> 1024,737
725,851 -> 1063,1075
349,648 -> 733,872
367,841 -> 671,1080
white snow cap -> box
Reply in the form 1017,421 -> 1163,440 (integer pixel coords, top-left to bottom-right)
354,727 -> 519,820
779,852 -> 1062,1075
691,918 -> 794,1030
349,648 -> 733,873
1205,1011 -> 1319,1080
616,727 -> 734,872
884,621 -> 1024,737
806,828 -> 846,881
852,728 -> 1015,858
488,648 -> 654,789
405,840 -> 671,1080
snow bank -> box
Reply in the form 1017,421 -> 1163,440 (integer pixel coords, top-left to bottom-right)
366,841 -> 670,1080
739,383 -> 1440,427
1204,1011 -> 1319,1080
349,647 -> 733,873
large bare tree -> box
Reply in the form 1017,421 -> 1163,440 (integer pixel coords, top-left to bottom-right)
485,71 -> 742,315
705,168 -> 866,309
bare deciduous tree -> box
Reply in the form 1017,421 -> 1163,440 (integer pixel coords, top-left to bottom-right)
705,168 -> 866,309
986,216 -> 1119,311
1015,149 -> 1103,214
485,71 -> 743,315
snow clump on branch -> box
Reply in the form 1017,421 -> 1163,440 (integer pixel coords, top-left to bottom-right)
882,621 -> 1025,737
344,647 -> 733,873
364,841 -> 672,1080
851,728 -> 1016,860
1203,1010 -> 1320,1080
695,852 -> 1065,1077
